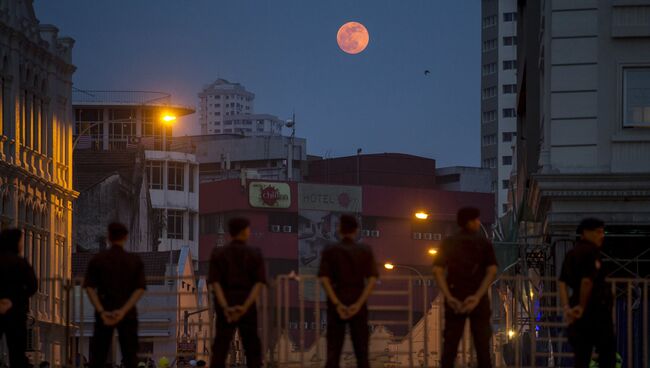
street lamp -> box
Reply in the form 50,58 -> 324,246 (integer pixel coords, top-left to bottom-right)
415,212 -> 429,220
384,262 -> 429,367
427,248 -> 438,256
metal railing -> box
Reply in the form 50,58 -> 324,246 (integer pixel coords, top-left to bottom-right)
72,90 -> 172,106
3,275 -> 649,368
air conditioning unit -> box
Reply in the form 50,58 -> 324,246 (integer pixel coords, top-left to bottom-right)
433,233 -> 442,241
413,232 -> 422,240
371,230 -> 380,238
270,225 -> 281,233
282,225 -> 292,233
362,230 -> 371,237
423,233 -> 433,240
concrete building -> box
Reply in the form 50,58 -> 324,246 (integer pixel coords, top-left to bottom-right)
434,166 -> 493,193
198,79 -> 284,136
175,134 -> 307,182
0,1 -> 76,363
515,0 -> 650,277
481,0 -> 519,217
72,93 -> 200,258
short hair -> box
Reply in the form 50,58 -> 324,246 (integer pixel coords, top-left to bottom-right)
107,222 -> 129,242
339,214 -> 359,235
228,217 -> 250,237
577,218 -> 605,235
0,228 -> 23,253
457,207 -> 481,228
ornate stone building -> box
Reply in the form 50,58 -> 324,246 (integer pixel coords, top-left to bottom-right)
0,0 -> 76,364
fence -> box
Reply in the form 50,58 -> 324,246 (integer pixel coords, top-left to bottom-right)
3,275 -> 649,368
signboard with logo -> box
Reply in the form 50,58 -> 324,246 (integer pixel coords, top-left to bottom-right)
297,183 -> 362,301
249,182 -> 291,209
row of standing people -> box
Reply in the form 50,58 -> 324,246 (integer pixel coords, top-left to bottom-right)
0,209 -> 616,368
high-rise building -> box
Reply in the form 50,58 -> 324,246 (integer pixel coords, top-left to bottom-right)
0,1 -> 75,362
515,0 -> 650,278
481,0 -> 519,217
198,78 -> 284,136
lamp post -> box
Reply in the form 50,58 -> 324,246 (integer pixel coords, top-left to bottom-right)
384,262 -> 430,368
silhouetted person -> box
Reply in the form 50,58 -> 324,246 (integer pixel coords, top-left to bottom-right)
0,228 -> 37,368
319,215 -> 378,368
559,218 -> 616,368
433,207 -> 498,368
208,218 -> 266,368
84,223 -> 146,368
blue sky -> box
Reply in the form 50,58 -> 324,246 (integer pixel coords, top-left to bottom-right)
35,0 -> 480,166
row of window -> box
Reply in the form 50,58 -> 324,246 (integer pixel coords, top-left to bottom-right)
482,155 -> 513,168
482,39 -> 497,52
146,161 -> 196,192
482,12 -> 517,28
482,109 -> 517,123
482,60 -> 517,75
482,86 -> 497,100
207,94 -> 252,101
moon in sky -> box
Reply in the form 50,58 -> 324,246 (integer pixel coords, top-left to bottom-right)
337,22 -> 369,55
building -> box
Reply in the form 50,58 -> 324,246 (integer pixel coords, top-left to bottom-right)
434,166 -> 492,193
306,153 -> 437,188
515,0 -> 650,277
481,0 -> 519,217
175,134 -> 307,182
0,0 -> 76,363
198,79 -> 285,136
72,92 -> 200,258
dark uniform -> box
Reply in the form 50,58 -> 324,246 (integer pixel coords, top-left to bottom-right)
318,239 -> 378,368
0,249 -> 38,368
433,229 -> 498,368
83,246 -> 146,368
560,239 -> 616,368
208,240 -> 266,368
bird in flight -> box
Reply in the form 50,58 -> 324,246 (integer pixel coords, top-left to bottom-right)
424,70 -> 431,76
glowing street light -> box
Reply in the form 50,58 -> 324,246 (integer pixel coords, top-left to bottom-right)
415,211 -> 429,220
384,263 -> 395,270
428,248 -> 438,256
508,330 -> 516,339
161,114 -> 177,124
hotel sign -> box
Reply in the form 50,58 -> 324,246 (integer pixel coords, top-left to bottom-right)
298,183 -> 362,212
249,182 -> 291,208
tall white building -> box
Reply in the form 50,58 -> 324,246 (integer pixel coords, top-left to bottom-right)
0,0 -> 76,363
481,0 -> 518,217
198,78 -> 284,136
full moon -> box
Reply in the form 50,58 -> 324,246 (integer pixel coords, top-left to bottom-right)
337,22 -> 369,55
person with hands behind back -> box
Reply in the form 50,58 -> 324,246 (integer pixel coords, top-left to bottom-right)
208,217 -> 266,368
559,218 -> 616,368
433,207 -> 498,368
318,214 -> 378,368
83,223 -> 146,368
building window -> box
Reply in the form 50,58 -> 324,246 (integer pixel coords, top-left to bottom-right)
482,87 -> 497,100
482,15 -> 497,28
503,108 -> 517,118
146,161 -> 163,190
188,213 -> 195,241
482,158 -> 497,169
503,12 -> 517,22
482,39 -> 497,52
503,132 -> 515,142
502,84 -> 517,94
482,110 -> 497,124
502,179 -> 510,189
168,162 -> 184,191
482,63 -> 497,76
623,68 -> 650,127
502,155 -> 513,165
482,134 -> 497,146
503,60 -> 517,70
503,36 -> 517,46
167,210 -> 184,239
189,165 -> 195,193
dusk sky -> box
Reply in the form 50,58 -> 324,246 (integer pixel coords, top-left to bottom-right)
35,0 -> 480,167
